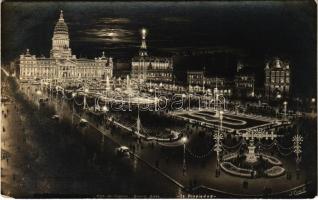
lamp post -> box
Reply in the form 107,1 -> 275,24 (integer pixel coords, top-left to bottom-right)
283,101 -> 288,120
181,136 -> 188,175
101,104 -> 108,148
311,98 -> 316,114
71,92 -> 76,124
182,94 -> 186,111
36,89 -> 42,110
84,87 -> 89,110
188,94 -> 192,111
154,87 -> 159,111
293,134 -> 303,179
102,104 -> 108,113
206,89 -> 211,109
214,110 -> 224,177
220,111 -> 224,132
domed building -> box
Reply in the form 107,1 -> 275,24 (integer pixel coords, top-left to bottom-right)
19,10 -> 113,83
50,10 -> 72,59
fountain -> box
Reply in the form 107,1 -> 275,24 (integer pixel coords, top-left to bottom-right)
126,75 -> 132,94
211,86 -> 225,118
106,75 -> 111,91
220,129 -> 286,178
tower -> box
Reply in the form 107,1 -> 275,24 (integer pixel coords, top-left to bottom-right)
50,10 -> 72,59
139,28 -> 148,57
237,60 -> 244,72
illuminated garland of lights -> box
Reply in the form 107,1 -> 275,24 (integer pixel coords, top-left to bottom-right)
276,145 -> 293,156
221,145 -> 243,154
186,146 -> 214,159
275,140 -> 293,150
256,140 -> 276,150
221,140 -> 243,150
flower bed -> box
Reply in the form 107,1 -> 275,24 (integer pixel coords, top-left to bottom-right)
220,162 -> 254,178
261,154 -> 282,165
264,166 -> 285,177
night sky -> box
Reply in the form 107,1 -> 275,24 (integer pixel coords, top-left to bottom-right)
2,1 -> 317,97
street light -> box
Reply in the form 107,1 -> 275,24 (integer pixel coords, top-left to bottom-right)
181,94 -> 186,111
188,94 -> 192,111
311,98 -> 316,114
181,136 -> 188,175
154,87 -> 159,111
283,101 -> 288,120
214,110 -> 224,177
102,105 -> 108,112
36,90 -> 42,96
71,92 -> 76,124
219,110 -> 224,132
141,28 -> 147,36
36,89 -> 42,109
83,87 -> 89,110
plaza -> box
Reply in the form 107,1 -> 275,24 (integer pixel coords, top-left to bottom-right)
6,76 -> 310,197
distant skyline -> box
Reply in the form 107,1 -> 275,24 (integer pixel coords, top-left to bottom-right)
2,1 -> 317,96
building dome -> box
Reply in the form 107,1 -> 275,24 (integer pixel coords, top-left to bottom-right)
53,10 -> 69,36
50,10 -> 72,58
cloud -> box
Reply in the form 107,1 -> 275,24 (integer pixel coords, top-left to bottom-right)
77,27 -> 136,44
96,17 -> 131,25
161,17 -> 191,23
71,17 -> 137,45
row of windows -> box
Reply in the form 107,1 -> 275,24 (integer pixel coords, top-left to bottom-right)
21,69 -> 54,73
237,77 -> 254,81
189,75 -> 203,79
270,74 -> 289,78
269,71 -> 290,76
190,87 -> 232,94
148,73 -> 172,77
20,61 -> 36,64
236,83 -> 253,88
132,63 -> 170,67
267,85 -> 290,89
21,72 -> 103,77
21,72 -> 54,77
21,62 -> 105,67
269,78 -> 290,84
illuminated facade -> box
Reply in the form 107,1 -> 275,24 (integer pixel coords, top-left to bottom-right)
187,70 -> 232,95
131,28 -> 173,84
19,10 -> 113,82
264,57 -> 290,99
234,63 -> 255,98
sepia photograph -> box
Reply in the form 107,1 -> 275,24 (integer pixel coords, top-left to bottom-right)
1,1 -> 317,198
